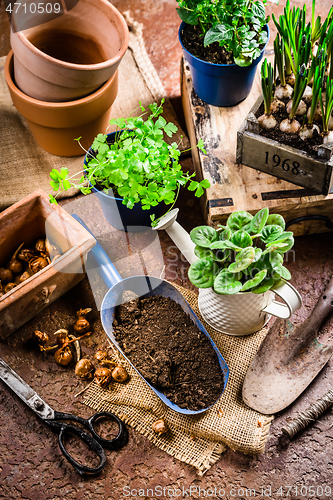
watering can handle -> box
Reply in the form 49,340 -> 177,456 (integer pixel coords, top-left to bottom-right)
71,214 -> 122,289
262,281 -> 302,319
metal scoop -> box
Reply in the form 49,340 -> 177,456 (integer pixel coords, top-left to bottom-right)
72,215 -> 229,415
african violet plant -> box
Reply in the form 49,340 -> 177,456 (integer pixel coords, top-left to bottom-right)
49,100 -> 209,225
188,208 -> 294,295
176,0 -> 276,67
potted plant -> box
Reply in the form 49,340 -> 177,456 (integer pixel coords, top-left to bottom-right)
49,100 -> 209,229
187,207 -> 302,335
176,0 -> 274,106
237,0 -> 333,194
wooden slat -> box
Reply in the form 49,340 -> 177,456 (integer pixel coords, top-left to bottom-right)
181,57 -> 333,236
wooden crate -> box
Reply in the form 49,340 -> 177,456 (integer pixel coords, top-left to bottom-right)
0,190 -> 96,340
181,57 -> 333,237
237,95 -> 333,195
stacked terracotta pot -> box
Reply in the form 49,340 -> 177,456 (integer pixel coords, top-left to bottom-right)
5,0 -> 129,156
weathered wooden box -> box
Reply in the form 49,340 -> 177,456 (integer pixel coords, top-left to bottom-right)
181,57 -> 333,236
0,189 -> 95,340
237,95 -> 333,195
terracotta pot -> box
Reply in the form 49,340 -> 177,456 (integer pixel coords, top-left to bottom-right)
4,50 -> 118,157
10,0 -> 128,101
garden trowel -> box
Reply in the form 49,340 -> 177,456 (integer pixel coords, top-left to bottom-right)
242,275 -> 333,414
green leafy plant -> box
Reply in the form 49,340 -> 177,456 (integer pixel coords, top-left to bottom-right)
188,208 -> 294,295
274,34 -> 286,87
49,100 -> 210,225
261,59 -> 274,115
289,63 -> 309,121
320,77 -> 333,134
176,0 -> 276,67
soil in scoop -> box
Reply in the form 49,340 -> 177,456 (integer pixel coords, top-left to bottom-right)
112,295 -> 224,411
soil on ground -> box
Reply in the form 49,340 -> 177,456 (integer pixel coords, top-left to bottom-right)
255,99 -> 324,160
112,295 -> 224,411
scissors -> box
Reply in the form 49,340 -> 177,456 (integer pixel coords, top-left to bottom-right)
0,358 -> 128,475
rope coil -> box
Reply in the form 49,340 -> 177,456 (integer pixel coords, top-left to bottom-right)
282,389 -> 333,438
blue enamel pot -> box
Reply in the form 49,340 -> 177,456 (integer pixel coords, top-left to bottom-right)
179,22 -> 269,107
84,131 -> 166,231
72,215 -> 229,415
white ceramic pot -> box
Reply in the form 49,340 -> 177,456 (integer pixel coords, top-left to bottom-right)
198,281 -> 301,336
154,209 -> 302,336
10,0 -> 129,101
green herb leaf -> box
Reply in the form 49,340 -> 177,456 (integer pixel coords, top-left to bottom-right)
204,23 -> 233,47
228,247 -> 255,272
251,277 -> 275,294
177,7 -> 199,25
194,245 -> 214,260
213,269 -> 243,295
273,265 -> 291,280
210,240 -> 242,251
261,225 -> 284,244
266,214 -> 286,229
188,258 -> 219,288
190,226 -> 218,247
230,230 -> 252,248
248,207 -> 269,234
241,269 -> 268,291
227,211 -> 253,231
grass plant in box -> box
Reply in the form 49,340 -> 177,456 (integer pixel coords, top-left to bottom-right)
49,100 -> 209,229
187,208 -> 301,336
237,0 -> 333,195
258,0 -> 333,143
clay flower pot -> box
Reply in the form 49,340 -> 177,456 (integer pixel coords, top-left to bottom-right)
10,0 -> 129,102
5,50 -> 118,157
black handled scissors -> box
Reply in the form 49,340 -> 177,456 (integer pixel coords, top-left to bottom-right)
0,358 -> 127,475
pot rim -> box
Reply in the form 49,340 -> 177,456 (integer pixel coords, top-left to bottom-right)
178,21 -> 269,69
11,0 -> 129,72
203,286 -> 274,297
5,50 -> 118,109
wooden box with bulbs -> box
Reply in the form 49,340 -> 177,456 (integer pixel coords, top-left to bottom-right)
0,190 -> 95,340
237,94 -> 333,195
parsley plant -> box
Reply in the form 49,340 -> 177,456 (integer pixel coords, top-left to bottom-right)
49,100 -> 210,226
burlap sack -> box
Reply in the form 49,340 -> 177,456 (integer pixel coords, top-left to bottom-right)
0,12 -> 189,211
83,285 -> 273,474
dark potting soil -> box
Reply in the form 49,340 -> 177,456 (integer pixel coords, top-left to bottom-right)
180,23 -> 265,65
181,24 -> 234,65
255,100 -> 324,160
112,295 -> 224,411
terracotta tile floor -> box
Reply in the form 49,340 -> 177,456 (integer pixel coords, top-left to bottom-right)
1,1 -> 333,498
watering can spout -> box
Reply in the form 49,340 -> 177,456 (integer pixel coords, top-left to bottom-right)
153,209 -> 197,265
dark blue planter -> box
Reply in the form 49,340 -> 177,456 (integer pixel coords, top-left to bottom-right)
179,22 -> 269,107
84,131 -> 166,231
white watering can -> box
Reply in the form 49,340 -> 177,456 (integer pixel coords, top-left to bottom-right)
154,209 -> 302,336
